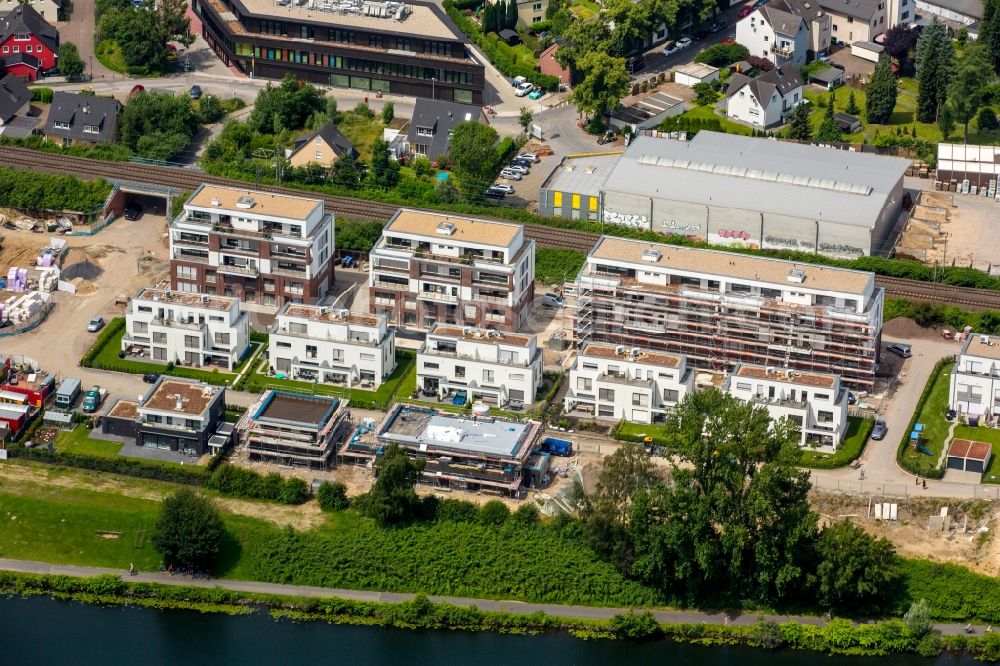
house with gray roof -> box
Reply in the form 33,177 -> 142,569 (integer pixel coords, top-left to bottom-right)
0,72 -> 28,124
725,62 -> 804,128
288,121 -> 356,169
43,92 -> 121,146
406,98 -> 485,160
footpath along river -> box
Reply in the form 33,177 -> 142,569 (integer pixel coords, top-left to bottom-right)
0,595 -> 984,665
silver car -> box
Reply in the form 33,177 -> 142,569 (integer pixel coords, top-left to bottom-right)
498,169 -> 523,181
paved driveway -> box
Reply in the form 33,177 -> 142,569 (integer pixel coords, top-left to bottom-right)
56,0 -> 115,81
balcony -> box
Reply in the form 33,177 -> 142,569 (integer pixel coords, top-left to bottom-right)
272,265 -> 309,278
748,394 -> 807,410
173,249 -> 210,264
418,290 -> 458,303
173,234 -> 208,247
218,263 -> 259,278
597,373 -> 653,388
476,293 -> 510,304
770,43 -> 795,59
218,242 -> 260,257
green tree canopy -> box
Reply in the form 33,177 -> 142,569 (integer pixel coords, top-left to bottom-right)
816,95 -> 843,142
316,481 -> 350,511
119,91 -> 199,160
946,42 -> 992,141
570,51 -> 630,118
356,443 -> 425,525
249,75 -> 325,134
916,18 -> 954,123
981,0 -> 1000,74
59,42 -> 85,79
866,54 -> 898,124
815,520 -> 900,613
448,120 -> 500,200
786,102 -> 813,140
151,489 -> 224,570
369,136 -> 400,188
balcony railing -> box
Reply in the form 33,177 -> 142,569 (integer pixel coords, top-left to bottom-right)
218,263 -> 259,278
749,394 -> 807,409
418,290 -> 458,303
272,266 -> 309,278
770,44 -> 795,58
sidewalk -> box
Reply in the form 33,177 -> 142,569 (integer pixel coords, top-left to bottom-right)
0,558 -> 984,635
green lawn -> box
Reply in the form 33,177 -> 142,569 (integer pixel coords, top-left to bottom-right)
339,113 -> 386,163
798,417 -> 873,469
677,105 -> 753,136
613,420 -> 671,446
899,362 -> 954,477
55,426 -> 123,458
94,39 -> 128,74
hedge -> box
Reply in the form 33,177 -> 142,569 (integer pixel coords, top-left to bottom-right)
0,167 -> 112,214
6,441 -> 209,485
30,87 -> 54,103
798,418 -> 873,470
895,357 -> 950,479
206,464 -> 310,504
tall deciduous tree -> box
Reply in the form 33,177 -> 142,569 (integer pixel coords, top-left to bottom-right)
946,43 -> 992,141
866,54 -> 898,124
355,443 -> 425,525
816,95 -> 843,141
554,20 -> 612,74
980,0 -> 1000,74
786,102 -> 813,140
882,24 -> 920,75
59,42 -> 85,79
448,120 -> 500,200
569,51 -> 630,119
916,18 -> 954,123
518,106 -> 534,133
815,521 -> 900,613
151,489 -> 224,570
369,136 -> 400,188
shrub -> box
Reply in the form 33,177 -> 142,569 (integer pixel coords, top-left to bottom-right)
316,481 -> 350,511
609,610 -> 662,639
31,87 -> 54,103
511,503 -> 540,525
751,618 -> 786,649
978,106 -> 999,131
152,489 -> 224,571
478,500 -> 511,526
206,464 -> 311,504
8,442 -> 207,485
435,498 -> 479,523
904,599 -> 932,637
694,43 -> 750,67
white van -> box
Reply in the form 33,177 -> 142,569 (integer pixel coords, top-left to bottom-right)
512,76 -> 528,88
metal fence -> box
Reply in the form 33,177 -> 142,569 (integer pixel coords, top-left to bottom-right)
0,303 -> 55,339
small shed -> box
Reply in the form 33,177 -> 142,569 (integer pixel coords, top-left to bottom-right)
946,439 -> 992,475
834,112 -> 862,133
674,62 -> 720,87
809,66 -> 845,88
851,40 -> 884,63
609,91 -> 684,132
42,410 -> 74,429
498,29 -> 521,46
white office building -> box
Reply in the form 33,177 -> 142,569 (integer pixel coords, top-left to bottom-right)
563,343 -> 694,423
726,364 -> 849,451
268,304 -> 396,388
122,288 -> 250,370
949,333 -> 1000,425
417,324 -> 543,407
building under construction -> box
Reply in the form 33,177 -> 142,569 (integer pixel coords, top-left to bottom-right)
238,390 -> 350,468
565,237 -> 884,391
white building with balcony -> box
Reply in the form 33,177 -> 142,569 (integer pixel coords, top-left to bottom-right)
726,364 -> 849,451
169,185 -> 335,308
267,304 -> 396,388
949,333 -> 1000,426
563,343 -> 694,423
121,287 -> 250,370
417,324 -> 543,407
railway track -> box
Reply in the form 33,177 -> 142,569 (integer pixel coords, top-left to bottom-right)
4,146 -> 1000,310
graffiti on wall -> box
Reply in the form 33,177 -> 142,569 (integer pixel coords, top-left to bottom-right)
660,220 -> 702,234
717,229 -> 751,241
603,209 -> 649,228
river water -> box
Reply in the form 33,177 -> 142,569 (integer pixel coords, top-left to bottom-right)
0,596 -> 980,665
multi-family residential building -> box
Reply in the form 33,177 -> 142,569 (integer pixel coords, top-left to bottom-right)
121,287 -> 250,370
724,62 -> 804,128
417,324 -> 542,407
737,0 -> 811,65
268,303 -> 396,387
368,209 -> 535,331
193,0 -> 485,104
0,0 -> 61,23
406,98 -> 486,159
238,390 -> 351,468
563,343 -> 693,423
566,236 -> 884,391
726,364 -> 849,451
169,185 -> 335,308
102,378 -> 231,456
949,333 -> 1000,425
43,92 -> 121,146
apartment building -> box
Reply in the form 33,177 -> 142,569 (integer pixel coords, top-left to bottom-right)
368,209 -> 535,331
563,343 -> 694,424
726,364 -> 849,451
169,184 -> 335,308
417,324 -> 543,407
268,303 -> 396,388
949,333 -> 1000,425
567,237 -> 884,390
122,288 -> 250,370
238,390 -> 351,468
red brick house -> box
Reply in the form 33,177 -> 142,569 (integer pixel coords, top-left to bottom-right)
0,5 -> 59,81
539,42 -> 571,86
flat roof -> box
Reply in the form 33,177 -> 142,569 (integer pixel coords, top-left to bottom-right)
107,399 -> 139,420
379,405 -> 531,457
541,153 -> 621,198
604,132 -> 910,229
587,236 -> 873,294
611,92 -> 684,124
734,364 -> 837,388
187,184 -> 321,221
144,379 -> 219,415
431,324 -> 534,347
386,209 -> 521,247
254,391 -> 339,427
675,62 -> 719,78
580,342 -> 682,369
948,439 -> 991,462
962,334 -> 1000,360
136,288 -> 235,311
237,0 -> 459,39
282,304 -> 381,327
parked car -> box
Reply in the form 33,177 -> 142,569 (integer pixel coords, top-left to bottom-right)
847,391 -> 857,405
676,37 -> 693,50
512,75 -> 528,88
887,343 -> 912,358
142,373 -> 160,384
504,164 -> 530,174
123,204 -> 142,220
515,81 -> 534,97
516,153 -> 540,163
871,419 -> 888,440
509,158 -> 533,169
491,183 -> 515,194
507,399 -> 524,411
738,5 -> 754,17
709,19 -> 727,32
663,42 -> 680,56
946,408 -> 957,421
189,84 -> 202,99
541,292 -> 564,307
528,88 -> 544,100
692,27 -> 708,40
752,0 -> 768,7
498,169 -> 523,181
87,316 -> 105,332
129,83 -> 145,96
341,255 -> 354,268
483,187 -> 507,199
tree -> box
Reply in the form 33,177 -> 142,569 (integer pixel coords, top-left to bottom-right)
369,137 -> 400,188
151,489 -> 224,570
815,520 -> 900,613
786,102 -> 812,140
866,54 -> 898,124
356,443 -> 425,525
381,100 -> 394,124
505,0 -> 518,29
518,106 -> 534,134
692,81 -> 720,105
904,599 -> 933,638
196,94 -> 225,124
846,90 -> 860,115
983,0 -> 1000,74
570,51 -> 630,119
916,19 -> 954,123
816,96 -> 843,142
883,24 -> 921,75
59,42 -> 85,79
119,91 -> 199,160
554,20 -> 612,74
602,0 -> 655,56
946,43 -> 992,141
979,106 -> 999,130
316,481 -> 350,511
448,121 -> 500,200
938,103 -> 955,139
694,42 -> 749,67
330,152 -> 362,188
478,499 -> 511,525
249,75 -> 325,134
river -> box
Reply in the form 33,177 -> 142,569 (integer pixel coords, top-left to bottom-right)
0,596 -> 980,665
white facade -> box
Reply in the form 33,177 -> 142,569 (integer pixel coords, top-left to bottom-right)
268,304 -> 395,388
563,343 -> 693,423
737,9 -> 808,64
726,365 -> 849,451
949,334 -> 1000,424
122,288 -> 250,370
726,77 -> 803,128
0,0 -> 60,21
417,325 -> 543,407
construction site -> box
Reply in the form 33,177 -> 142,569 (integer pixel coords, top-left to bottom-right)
895,191 -> 1000,274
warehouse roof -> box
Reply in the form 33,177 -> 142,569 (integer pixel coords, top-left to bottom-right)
603,132 -> 909,230
541,153 -> 622,198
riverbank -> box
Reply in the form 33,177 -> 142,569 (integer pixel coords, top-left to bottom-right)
2,567 -> 1000,661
